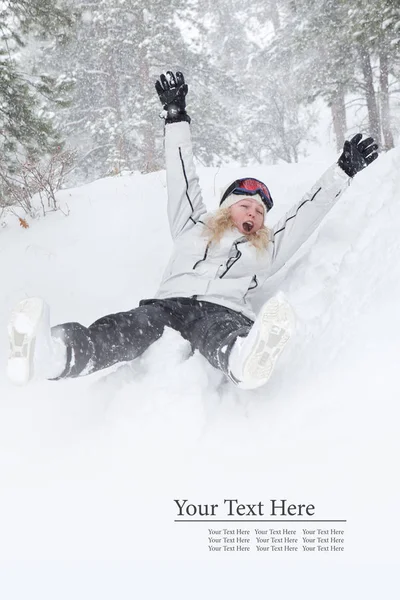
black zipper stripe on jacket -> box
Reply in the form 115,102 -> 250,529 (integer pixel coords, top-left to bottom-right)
243,275 -> 259,301
193,242 -> 210,270
248,274 -> 258,291
219,240 -> 247,278
274,187 -> 322,237
178,147 -> 197,229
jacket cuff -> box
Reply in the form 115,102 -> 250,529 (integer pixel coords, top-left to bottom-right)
165,121 -> 192,146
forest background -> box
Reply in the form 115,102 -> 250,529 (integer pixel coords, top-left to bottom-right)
1,0 -> 400,212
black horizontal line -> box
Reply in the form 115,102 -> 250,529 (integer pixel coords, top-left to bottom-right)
174,519 -> 347,523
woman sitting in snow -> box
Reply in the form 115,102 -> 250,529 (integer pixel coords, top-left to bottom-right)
7,71 -> 378,389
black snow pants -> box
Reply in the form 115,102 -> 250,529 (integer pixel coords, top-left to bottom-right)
51,297 -> 254,380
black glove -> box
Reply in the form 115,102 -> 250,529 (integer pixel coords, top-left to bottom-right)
155,71 -> 190,124
338,133 -> 379,178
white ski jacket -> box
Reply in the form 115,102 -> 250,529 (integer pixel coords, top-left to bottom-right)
155,122 -> 351,320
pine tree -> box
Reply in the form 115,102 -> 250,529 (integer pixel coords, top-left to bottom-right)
265,1 -> 357,151
347,0 -> 400,149
266,0 -> 400,151
234,0 -> 318,163
0,0 -> 73,170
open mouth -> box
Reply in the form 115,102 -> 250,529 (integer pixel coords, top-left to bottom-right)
243,221 -> 254,233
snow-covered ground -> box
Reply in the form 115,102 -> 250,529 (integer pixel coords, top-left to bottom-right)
0,149 -> 399,598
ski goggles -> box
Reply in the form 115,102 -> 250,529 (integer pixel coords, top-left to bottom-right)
220,178 -> 274,212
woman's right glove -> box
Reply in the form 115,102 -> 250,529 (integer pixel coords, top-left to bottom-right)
338,133 -> 378,178
155,71 -> 191,124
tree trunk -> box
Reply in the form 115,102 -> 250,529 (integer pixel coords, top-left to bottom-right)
137,22 -> 157,173
107,50 -> 129,172
359,46 -> 381,143
330,87 -> 347,152
379,50 -> 394,150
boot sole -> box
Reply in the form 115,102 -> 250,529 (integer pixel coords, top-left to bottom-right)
242,296 -> 295,386
7,297 -> 45,385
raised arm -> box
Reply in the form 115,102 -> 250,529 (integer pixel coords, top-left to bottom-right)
270,164 -> 349,273
270,133 -> 378,274
156,71 -> 206,239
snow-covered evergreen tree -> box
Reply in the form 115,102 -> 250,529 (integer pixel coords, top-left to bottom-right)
0,0 -> 73,170
266,0 -> 400,150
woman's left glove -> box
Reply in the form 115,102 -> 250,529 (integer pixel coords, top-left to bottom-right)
338,133 -> 379,177
155,71 -> 191,124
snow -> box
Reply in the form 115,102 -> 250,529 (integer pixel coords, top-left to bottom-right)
0,152 -> 399,597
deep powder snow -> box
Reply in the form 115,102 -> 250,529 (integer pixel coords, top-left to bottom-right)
0,152 -> 399,592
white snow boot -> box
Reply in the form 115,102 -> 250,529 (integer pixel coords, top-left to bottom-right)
228,293 -> 295,389
7,297 -> 67,385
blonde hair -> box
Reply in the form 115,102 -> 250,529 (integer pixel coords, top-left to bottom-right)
203,206 -> 270,253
